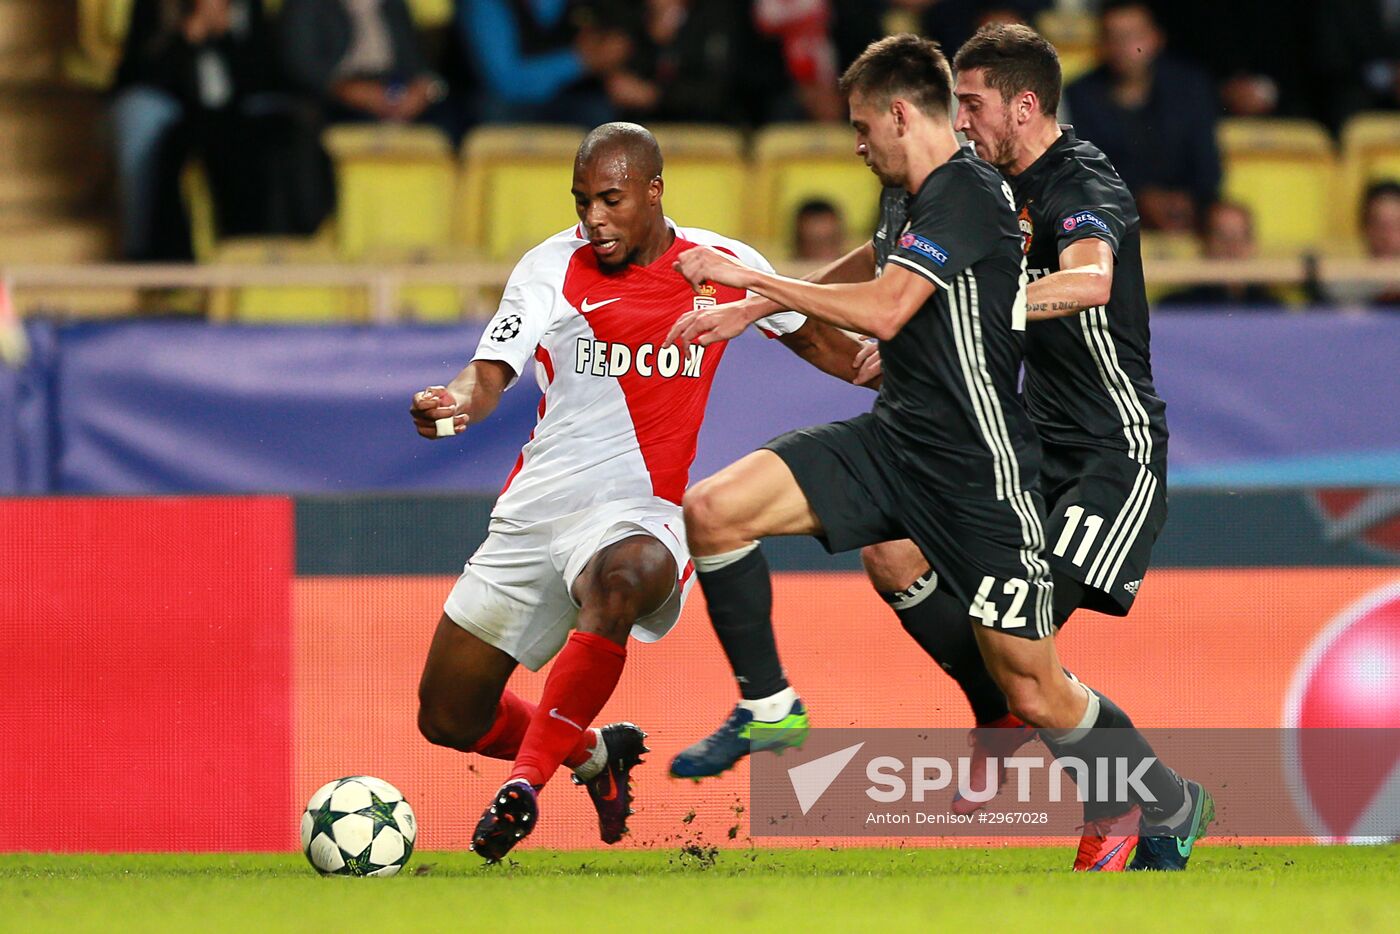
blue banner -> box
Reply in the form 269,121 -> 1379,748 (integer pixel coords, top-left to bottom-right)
2,311 -> 1396,494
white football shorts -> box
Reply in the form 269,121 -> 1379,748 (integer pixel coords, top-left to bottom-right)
443,497 -> 695,670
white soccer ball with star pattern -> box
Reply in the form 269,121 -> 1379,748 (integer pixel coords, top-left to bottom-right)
301,776 -> 417,877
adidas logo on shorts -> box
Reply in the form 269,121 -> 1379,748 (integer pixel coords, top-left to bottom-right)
1123,579 -> 1142,595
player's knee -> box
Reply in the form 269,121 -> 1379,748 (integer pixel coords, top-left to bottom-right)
577,564 -> 649,642
685,474 -> 760,548
416,697 -> 490,752
682,479 -> 729,542
860,541 -> 928,593
998,675 -> 1055,729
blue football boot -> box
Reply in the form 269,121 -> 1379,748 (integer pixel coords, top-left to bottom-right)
1128,779 -> 1215,871
669,699 -> 810,779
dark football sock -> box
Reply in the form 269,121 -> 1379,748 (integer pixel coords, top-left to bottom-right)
696,545 -> 788,700
880,576 -> 1009,725
1042,685 -> 1188,822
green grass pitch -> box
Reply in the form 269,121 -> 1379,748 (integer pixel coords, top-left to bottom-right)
3,846 -> 1398,933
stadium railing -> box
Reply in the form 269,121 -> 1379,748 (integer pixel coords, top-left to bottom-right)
6,257 -> 1400,322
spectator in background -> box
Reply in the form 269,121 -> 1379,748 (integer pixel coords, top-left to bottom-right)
279,0 -> 447,125
827,0 -> 885,74
792,198 -> 845,261
112,0 -> 330,260
456,0 -> 631,126
1315,0 -> 1400,132
599,0 -> 781,125
889,0 -> 1050,60
1159,201 -> 1281,308
1064,0 -> 1220,233
1364,181 -> 1400,260
1149,0 -> 1319,121
752,0 -> 844,122
1329,181 -> 1400,308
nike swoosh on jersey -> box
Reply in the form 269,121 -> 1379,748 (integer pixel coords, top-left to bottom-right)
549,707 -> 585,731
579,297 -> 621,314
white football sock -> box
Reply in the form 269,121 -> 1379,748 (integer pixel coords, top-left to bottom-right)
737,686 -> 799,723
1045,682 -> 1099,745
693,542 -> 758,573
571,728 -> 607,781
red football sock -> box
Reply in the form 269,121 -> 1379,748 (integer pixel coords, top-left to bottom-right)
466,688 -> 595,766
563,728 -> 596,770
468,689 -> 536,760
511,631 -> 626,788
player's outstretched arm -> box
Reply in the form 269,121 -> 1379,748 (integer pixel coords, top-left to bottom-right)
675,245 -> 934,341
802,240 -> 879,286
777,320 -> 881,389
409,359 -> 515,439
1025,238 -> 1115,321
665,241 -> 878,348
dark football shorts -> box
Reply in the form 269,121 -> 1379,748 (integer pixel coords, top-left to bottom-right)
765,413 -> 1057,640
1039,441 -> 1168,616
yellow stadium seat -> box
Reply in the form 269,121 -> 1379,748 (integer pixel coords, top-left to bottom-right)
1218,118 -> 1337,253
210,236 -> 363,323
1340,112 -> 1400,240
458,125 -> 584,258
407,0 -> 453,27
325,123 -> 456,260
648,125 -> 748,238
751,123 -> 882,258
1035,9 -> 1099,84
66,0 -> 131,86
358,245 -> 474,322
101,0 -> 133,43
1139,232 -> 1200,305
1037,8 -> 1096,46
180,161 -> 219,262
1056,44 -> 1097,84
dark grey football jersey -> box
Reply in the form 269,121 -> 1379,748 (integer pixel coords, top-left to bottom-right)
1011,126 -> 1168,464
870,145 -> 1039,499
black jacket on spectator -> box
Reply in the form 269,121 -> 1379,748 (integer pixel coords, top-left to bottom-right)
613,0 -> 786,125
114,0 -> 333,256
278,0 -> 429,94
116,0 -> 277,104
1315,0 -> 1400,130
1065,57 -> 1222,214
1149,0 -> 1321,121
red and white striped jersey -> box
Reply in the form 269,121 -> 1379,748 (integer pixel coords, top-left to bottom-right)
472,221 -> 805,521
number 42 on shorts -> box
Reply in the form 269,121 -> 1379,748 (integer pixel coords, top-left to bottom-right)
971,576 -> 1031,629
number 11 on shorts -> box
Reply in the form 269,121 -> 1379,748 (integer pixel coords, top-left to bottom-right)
1052,504 -> 1103,567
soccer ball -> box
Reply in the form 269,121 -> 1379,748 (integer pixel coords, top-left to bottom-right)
301,776 -> 417,877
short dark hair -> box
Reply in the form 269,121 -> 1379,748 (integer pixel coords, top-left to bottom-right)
1205,199 -> 1254,238
1099,0 -> 1156,22
839,34 -> 953,116
952,23 -> 1062,116
1363,180 -> 1400,225
576,122 -> 663,181
795,198 -> 840,221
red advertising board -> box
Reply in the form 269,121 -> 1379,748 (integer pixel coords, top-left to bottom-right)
0,498 -> 294,851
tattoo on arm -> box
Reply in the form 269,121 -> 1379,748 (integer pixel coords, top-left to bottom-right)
1027,300 -> 1081,314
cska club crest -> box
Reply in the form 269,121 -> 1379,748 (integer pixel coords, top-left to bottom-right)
1018,205 -> 1034,255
